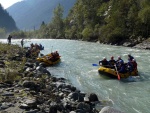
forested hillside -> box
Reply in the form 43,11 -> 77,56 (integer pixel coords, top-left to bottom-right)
0,4 -> 18,38
7,0 -> 76,30
11,0 -> 150,46
64,0 -> 150,45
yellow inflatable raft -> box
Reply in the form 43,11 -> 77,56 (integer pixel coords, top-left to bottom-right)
37,52 -> 61,66
98,66 -> 138,78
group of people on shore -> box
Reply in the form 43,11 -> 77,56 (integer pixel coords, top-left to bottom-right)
7,35 -> 44,50
6,35 -> 45,58
30,43 -> 43,50
99,54 -> 137,73
7,35 -> 24,48
26,43 -> 42,57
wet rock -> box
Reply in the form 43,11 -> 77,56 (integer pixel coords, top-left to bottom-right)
0,64 -> 5,67
24,98 -> 37,108
123,42 -> 133,47
25,67 -> 33,72
0,83 -> 7,88
49,102 -> 58,113
76,102 -> 91,112
68,92 -> 80,101
89,93 -> 99,102
25,62 -> 34,68
70,111 -> 76,113
20,98 -> 37,109
19,103 -> 29,109
36,66 -> 51,75
84,96 -> 89,102
0,104 -> 9,110
75,109 -> 85,113
133,38 -> 150,50
99,106 -> 125,113
24,109 -> 39,113
22,80 -> 36,89
2,92 -> 14,96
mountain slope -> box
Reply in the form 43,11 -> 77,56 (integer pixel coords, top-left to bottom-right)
7,0 -> 76,30
0,4 -> 18,32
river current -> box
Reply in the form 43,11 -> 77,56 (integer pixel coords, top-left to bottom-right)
1,39 -> 150,113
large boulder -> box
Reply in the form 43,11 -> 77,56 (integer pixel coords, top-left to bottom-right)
88,93 -> 99,102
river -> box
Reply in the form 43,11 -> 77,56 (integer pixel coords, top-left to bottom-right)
1,39 -> 150,113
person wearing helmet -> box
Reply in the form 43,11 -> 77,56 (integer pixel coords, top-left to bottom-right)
119,59 -> 124,64
109,56 -> 116,68
126,58 -> 133,72
131,59 -> 137,71
116,56 -> 121,61
118,62 -> 126,73
116,56 -> 124,67
117,60 -> 127,73
128,54 -> 134,61
99,57 -> 110,67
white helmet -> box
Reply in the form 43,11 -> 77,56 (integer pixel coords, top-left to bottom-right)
118,56 -> 121,59
103,57 -> 106,60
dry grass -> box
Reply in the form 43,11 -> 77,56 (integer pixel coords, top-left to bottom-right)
0,42 -> 20,54
0,43 -> 25,82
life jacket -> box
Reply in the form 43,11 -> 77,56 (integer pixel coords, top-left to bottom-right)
109,59 -> 116,65
132,61 -> 137,70
127,61 -> 133,72
119,64 -> 126,73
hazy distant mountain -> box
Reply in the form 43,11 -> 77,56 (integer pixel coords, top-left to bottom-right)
0,4 -> 18,32
7,0 -> 76,30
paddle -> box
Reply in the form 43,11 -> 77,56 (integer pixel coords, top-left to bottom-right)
92,64 -> 99,66
51,46 -> 53,53
114,64 -> 120,80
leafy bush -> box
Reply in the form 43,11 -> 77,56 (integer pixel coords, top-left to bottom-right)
65,25 -> 77,39
106,27 -> 124,44
82,27 -> 93,41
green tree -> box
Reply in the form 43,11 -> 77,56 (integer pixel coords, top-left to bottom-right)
50,4 -> 64,38
82,27 -> 93,41
138,2 -> 150,37
127,0 -> 140,36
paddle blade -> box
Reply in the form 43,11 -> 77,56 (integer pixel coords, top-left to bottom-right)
92,64 -> 99,66
118,74 -> 120,80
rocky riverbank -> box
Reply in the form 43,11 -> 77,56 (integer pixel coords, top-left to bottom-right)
132,38 -> 150,50
97,37 -> 150,50
123,37 -> 150,50
0,43 -> 124,113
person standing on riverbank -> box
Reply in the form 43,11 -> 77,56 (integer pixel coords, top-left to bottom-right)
21,39 -> 24,48
7,35 -> 12,44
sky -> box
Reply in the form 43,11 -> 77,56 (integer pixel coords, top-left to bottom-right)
0,0 -> 22,9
